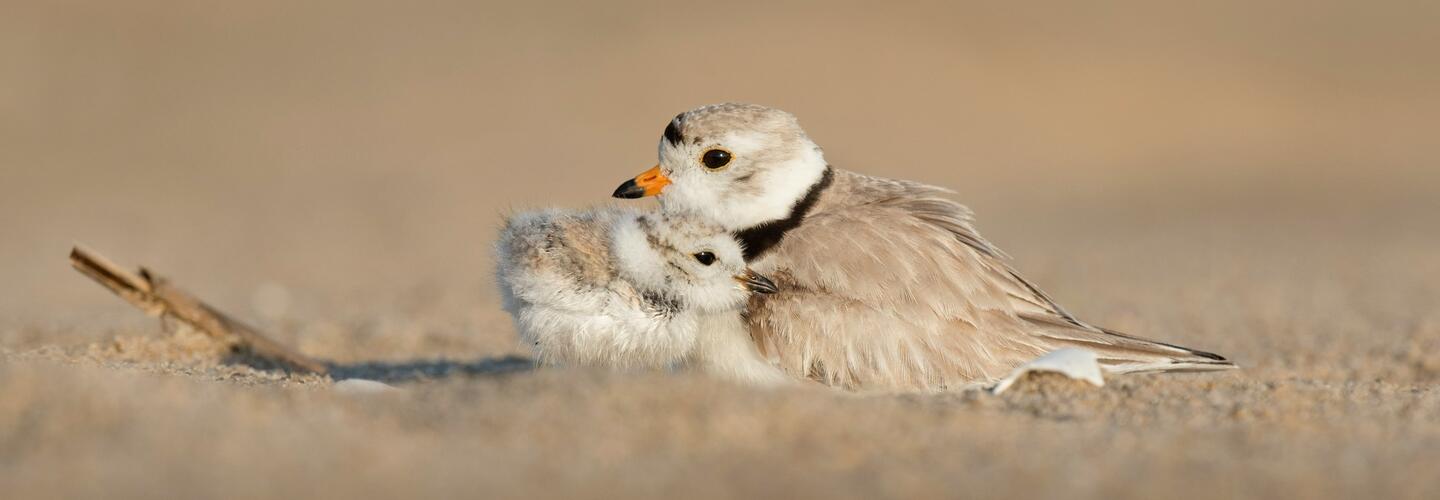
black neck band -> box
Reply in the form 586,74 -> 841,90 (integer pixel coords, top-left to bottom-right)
734,166 -> 834,261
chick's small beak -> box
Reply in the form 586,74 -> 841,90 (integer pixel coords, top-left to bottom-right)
613,165 -> 671,199
734,269 -> 779,294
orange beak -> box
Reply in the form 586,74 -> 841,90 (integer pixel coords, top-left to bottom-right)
612,165 -> 671,199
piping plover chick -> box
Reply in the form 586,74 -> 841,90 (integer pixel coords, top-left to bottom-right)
613,103 -> 1236,391
496,207 -> 788,384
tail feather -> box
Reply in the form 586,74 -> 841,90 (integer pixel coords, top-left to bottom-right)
1019,313 -> 1238,375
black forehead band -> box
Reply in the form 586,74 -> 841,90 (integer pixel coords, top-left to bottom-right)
662,114 -> 684,146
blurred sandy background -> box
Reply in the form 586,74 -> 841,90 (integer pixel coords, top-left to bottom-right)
2,1 -> 1438,499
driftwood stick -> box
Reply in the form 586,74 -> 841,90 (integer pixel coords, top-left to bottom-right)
70,245 -> 329,374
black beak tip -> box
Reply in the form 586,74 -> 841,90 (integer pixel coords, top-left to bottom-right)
612,180 -> 645,199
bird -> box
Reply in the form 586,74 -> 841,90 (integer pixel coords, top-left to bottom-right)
495,206 -> 791,385
612,103 -> 1236,391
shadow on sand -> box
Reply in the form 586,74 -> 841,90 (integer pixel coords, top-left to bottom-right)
223,349 -> 536,384
326,355 -> 536,384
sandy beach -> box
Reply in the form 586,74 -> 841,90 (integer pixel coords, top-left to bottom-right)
2,1 -> 1438,498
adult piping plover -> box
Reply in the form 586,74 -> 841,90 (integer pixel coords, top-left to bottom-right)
496,207 -> 790,385
613,103 -> 1236,391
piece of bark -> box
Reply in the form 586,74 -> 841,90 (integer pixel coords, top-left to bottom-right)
70,245 -> 328,374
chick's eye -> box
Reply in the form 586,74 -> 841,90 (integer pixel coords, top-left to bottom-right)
692,251 -> 716,266
701,149 -> 732,169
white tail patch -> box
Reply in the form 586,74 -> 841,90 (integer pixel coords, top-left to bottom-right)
990,348 -> 1105,394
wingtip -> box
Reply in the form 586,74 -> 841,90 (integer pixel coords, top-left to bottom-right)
1188,349 -> 1229,362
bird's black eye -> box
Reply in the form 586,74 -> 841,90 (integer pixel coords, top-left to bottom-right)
701,149 -> 732,169
693,251 -> 717,266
